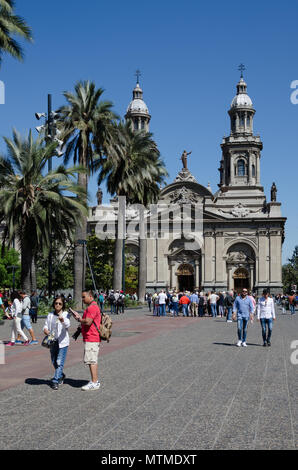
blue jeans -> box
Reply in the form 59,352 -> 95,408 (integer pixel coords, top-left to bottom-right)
211,303 -> 217,317
260,318 -> 273,343
50,343 -> 68,383
159,304 -> 166,316
173,302 -> 179,316
290,304 -> 296,315
237,317 -> 249,342
226,307 -> 232,321
182,304 -> 189,317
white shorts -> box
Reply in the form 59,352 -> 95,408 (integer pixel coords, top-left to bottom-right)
84,342 -> 100,365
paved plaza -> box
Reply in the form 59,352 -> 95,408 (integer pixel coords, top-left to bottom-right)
0,306 -> 297,450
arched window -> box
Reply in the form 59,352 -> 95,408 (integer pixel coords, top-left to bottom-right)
134,119 -> 138,130
252,164 -> 256,177
240,114 -> 244,127
237,159 -> 245,176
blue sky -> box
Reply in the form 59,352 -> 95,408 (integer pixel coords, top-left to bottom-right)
0,0 -> 297,263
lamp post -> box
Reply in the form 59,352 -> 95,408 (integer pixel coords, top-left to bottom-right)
7,265 -> 19,291
35,94 -> 63,296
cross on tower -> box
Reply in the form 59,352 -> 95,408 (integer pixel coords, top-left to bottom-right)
135,69 -> 141,84
238,63 -> 246,78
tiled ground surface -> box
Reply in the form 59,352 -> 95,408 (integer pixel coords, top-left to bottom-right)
0,307 -> 297,450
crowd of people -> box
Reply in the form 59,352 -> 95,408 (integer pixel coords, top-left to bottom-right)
144,289 -> 297,319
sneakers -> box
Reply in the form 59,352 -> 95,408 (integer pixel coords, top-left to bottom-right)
50,382 -> 59,390
267,341 -> 271,347
237,340 -> 242,347
263,342 -> 267,347
29,340 -> 38,345
15,340 -> 23,344
6,342 -> 15,346
227,320 -> 232,323
242,342 -> 247,347
58,374 -> 66,385
23,340 -> 30,346
81,381 -> 100,391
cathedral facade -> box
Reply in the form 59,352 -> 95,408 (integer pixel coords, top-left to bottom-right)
88,75 -> 286,295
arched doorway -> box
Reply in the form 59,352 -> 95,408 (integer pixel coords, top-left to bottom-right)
233,267 -> 249,293
176,263 -> 194,292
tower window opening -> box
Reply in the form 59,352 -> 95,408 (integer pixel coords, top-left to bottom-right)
134,119 -> 138,130
240,114 -> 244,127
237,159 -> 246,176
141,119 -> 145,129
252,164 -> 256,177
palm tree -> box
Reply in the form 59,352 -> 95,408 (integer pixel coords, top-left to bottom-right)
0,0 -> 32,67
98,122 -> 168,298
58,80 -> 119,305
0,129 -> 87,292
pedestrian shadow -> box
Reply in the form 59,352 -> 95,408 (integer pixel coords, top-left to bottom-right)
213,342 -> 263,347
25,378 -> 89,388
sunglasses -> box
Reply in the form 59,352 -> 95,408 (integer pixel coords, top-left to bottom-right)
55,302 -> 63,305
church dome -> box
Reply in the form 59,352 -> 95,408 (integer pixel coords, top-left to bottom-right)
126,98 -> 149,114
230,77 -> 253,108
231,93 -> 253,108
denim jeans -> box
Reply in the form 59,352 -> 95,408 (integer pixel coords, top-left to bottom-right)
237,317 -> 249,342
182,304 -> 189,317
159,304 -> 166,316
50,342 -> 68,383
290,304 -> 296,315
211,303 -> 217,317
226,307 -> 232,321
260,318 -> 273,342
173,302 -> 179,316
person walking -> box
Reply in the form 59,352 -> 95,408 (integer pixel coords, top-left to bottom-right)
257,289 -> 276,347
158,290 -> 167,317
233,288 -> 254,347
209,291 -> 219,318
19,291 -> 38,344
6,291 -> 29,346
224,290 -> 234,322
189,291 -> 199,317
179,293 -> 190,317
288,292 -> 296,315
172,293 -> 179,316
43,296 -> 70,390
98,292 -> 105,312
30,291 -> 39,324
198,292 -> 205,317
218,292 -> 225,318
147,293 -> 152,312
70,290 -> 101,391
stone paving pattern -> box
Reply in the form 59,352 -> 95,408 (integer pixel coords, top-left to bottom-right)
0,307 -> 297,450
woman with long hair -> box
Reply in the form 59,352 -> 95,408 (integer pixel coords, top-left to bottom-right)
6,291 -> 29,346
43,296 -> 70,390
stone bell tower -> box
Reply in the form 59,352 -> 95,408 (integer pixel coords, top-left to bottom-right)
219,69 -> 263,193
125,70 -> 151,132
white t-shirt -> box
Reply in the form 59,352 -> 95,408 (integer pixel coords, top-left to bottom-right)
209,294 -> 218,304
158,293 -> 167,305
43,311 -> 70,348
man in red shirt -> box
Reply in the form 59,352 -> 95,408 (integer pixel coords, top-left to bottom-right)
71,290 -> 101,391
179,293 -> 191,317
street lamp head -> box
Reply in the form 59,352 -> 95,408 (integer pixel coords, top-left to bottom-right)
35,112 -> 46,120
35,125 -> 45,133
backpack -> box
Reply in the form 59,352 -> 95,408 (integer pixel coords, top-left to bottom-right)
93,312 -> 113,343
109,293 -> 115,303
199,296 -> 204,306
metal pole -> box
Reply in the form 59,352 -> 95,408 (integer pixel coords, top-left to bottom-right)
47,93 -> 52,172
47,93 -> 53,296
122,238 -> 125,292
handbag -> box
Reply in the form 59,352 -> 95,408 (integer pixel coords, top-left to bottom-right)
41,316 -> 59,348
232,311 -> 237,321
41,332 -> 57,348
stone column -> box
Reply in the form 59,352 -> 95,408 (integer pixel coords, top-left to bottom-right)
170,261 -> 175,290
230,153 -> 235,185
256,153 -> 261,184
195,260 -> 200,289
250,264 -> 254,290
